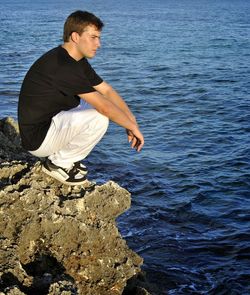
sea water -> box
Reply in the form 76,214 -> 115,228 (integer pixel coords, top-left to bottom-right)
0,0 -> 249,294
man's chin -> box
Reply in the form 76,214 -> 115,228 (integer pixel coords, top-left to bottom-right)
85,52 -> 96,59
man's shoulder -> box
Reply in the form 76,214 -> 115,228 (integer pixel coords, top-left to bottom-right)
28,47 -> 59,70
37,46 -> 61,62
30,46 -> 71,73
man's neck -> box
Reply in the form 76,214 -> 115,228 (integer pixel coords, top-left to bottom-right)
61,43 -> 83,61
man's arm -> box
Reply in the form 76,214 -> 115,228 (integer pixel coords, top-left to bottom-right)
94,81 -> 142,145
78,91 -> 144,151
94,81 -> 137,123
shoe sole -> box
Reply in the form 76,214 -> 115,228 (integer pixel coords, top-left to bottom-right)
42,165 -> 87,186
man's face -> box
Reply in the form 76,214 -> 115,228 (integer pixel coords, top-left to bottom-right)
76,25 -> 101,59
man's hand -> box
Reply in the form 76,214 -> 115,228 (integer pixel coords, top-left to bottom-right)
126,128 -> 144,152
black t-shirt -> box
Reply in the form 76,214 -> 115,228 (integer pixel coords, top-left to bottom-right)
18,46 -> 103,151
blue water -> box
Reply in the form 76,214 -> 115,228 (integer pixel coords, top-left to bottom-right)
1,0 -> 250,294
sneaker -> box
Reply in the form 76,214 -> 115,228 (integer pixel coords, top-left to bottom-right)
42,158 -> 87,186
74,161 -> 88,175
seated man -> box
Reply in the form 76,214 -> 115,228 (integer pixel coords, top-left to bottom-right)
18,10 -> 144,185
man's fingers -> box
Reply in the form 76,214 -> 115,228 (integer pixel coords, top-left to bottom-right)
127,127 -> 144,152
131,136 -> 137,148
128,134 -> 133,143
135,138 -> 143,152
126,129 -> 133,143
130,136 -> 144,152
136,135 -> 144,152
136,141 -> 144,152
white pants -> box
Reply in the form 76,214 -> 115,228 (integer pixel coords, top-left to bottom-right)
30,101 -> 109,169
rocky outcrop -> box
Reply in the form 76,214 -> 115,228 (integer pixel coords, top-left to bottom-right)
0,117 -> 151,295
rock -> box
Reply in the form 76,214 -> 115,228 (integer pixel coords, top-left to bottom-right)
0,117 -> 152,295
0,117 -> 33,163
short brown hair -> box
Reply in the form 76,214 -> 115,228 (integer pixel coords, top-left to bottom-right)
63,10 -> 104,42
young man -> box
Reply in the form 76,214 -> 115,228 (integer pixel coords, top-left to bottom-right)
18,10 -> 144,186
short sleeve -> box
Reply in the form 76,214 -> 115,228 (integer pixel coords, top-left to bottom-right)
81,59 -> 103,87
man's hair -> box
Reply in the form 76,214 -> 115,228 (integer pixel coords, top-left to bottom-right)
63,10 -> 104,42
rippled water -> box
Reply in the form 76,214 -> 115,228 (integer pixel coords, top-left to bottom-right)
1,0 -> 250,294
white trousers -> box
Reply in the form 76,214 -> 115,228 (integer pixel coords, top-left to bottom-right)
30,101 -> 109,169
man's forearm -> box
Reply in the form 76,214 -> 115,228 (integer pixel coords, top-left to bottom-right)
104,88 -> 137,123
100,98 -> 137,131
79,90 -> 144,152
101,97 -> 144,151
99,95 -> 144,151
79,92 -> 137,131
94,82 -> 137,124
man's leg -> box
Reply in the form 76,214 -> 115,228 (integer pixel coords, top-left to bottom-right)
30,101 -> 109,169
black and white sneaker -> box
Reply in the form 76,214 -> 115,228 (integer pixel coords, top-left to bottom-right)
74,161 -> 88,175
42,158 -> 87,186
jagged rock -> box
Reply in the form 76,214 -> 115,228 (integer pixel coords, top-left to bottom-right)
0,117 -> 151,295
0,117 -> 32,163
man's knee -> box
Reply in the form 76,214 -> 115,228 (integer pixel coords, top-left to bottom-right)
69,108 -> 109,132
95,112 -> 109,134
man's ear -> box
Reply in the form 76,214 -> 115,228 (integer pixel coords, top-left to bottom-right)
71,32 -> 79,43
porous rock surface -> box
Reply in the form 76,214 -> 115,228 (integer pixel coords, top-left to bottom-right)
0,117 -> 151,295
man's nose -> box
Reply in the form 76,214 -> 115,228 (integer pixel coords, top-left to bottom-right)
96,39 -> 101,48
